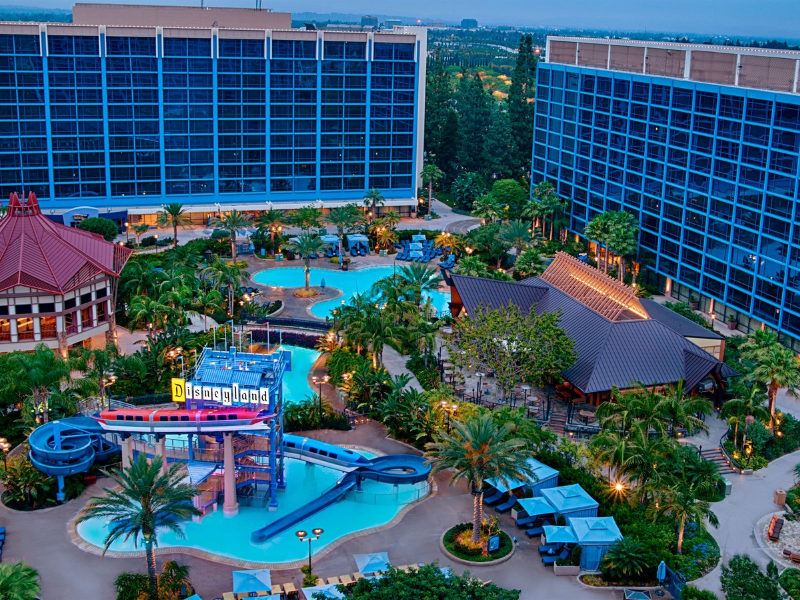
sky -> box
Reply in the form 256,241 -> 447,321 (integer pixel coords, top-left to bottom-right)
10,0 -> 800,38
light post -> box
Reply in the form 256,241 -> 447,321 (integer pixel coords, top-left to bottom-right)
296,528 -> 324,574
0,437 -> 10,471
100,374 -> 118,410
439,401 -> 458,433
177,355 -> 185,379
124,221 -> 129,243
270,225 -> 282,256
477,372 -> 486,402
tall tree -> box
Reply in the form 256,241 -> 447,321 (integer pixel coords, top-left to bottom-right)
584,212 -> 613,273
209,210 -> 252,261
499,219 -> 535,257
289,205 -> 323,233
745,342 -> 800,428
456,71 -> 492,173
507,34 -> 538,176
421,164 -> 445,217
201,257 -> 249,315
156,203 -> 191,248
482,108 -> 518,180
451,172 -> 486,211
531,180 -> 557,239
424,49 -> 452,161
255,210 -> 287,256
437,110 -> 462,184
606,211 -> 640,281
470,194 -> 502,225
659,378 -> 713,438
396,263 -> 443,307
425,414 -> 536,543
77,455 -> 200,600
363,188 -> 385,223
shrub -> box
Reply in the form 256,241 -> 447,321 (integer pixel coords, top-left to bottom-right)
721,554 -> 782,600
405,354 -> 440,390
210,228 -> 231,241
114,572 -> 148,600
780,567 -> 800,599
663,301 -> 713,330
76,217 -> 119,241
600,538 -> 656,583
327,348 -> 369,386
681,587 -> 719,600
442,523 -> 514,562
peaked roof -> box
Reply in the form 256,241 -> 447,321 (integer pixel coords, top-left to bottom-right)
568,516 -> 623,545
540,484 -> 599,513
640,298 -> 723,340
0,193 -> 132,294
450,263 -> 737,393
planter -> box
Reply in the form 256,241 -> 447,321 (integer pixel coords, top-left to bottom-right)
554,565 -> 580,576
510,508 -> 521,521
689,302 -> 699,310
728,321 -> 738,330
275,254 -> 284,262
438,531 -> 516,567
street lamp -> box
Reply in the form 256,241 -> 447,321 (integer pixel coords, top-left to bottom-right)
296,528 -> 324,574
124,222 -> 129,243
0,437 -> 10,471
100,374 -> 118,409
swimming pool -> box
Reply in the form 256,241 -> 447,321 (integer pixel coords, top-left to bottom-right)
75,455 -> 429,564
252,266 -> 449,318
279,344 -> 320,405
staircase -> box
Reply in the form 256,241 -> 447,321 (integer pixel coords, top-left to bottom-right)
700,447 -> 736,475
549,399 -> 568,436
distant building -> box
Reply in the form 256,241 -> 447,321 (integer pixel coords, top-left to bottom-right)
384,19 -> 403,29
361,15 -> 379,27
426,21 -> 447,29
461,18 -> 478,29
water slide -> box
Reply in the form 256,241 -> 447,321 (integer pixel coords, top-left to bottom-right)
28,416 -> 119,477
251,436 -> 431,543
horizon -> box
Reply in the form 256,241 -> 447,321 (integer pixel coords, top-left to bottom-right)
2,0 -> 799,39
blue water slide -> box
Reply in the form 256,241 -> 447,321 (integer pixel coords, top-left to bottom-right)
29,417 -> 119,478
251,440 -> 431,543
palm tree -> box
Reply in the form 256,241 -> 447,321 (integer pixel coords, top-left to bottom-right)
531,181 -> 556,238
162,245 -> 201,273
584,212 -> 613,274
156,203 -> 191,248
284,234 -> 328,291
77,455 -> 200,600
620,427 -> 672,504
600,538 -> 651,580
0,562 -> 40,600
121,261 -> 164,298
131,223 -> 150,246
397,263 -> 443,307
471,194 -> 501,224
626,383 -> 670,438
128,295 -> 175,332
499,219 -> 535,256
596,391 -> 639,434
454,255 -> 491,278
3,344 -> 95,424
290,205 -> 324,233
721,381 -> 770,447
192,287 -> 224,330
201,257 -> 250,315
590,429 -> 628,480
363,188 -> 385,223
746,341 -> 800,428
425,414 -> 536,543
651,477 -> 719,554
420,164 -> 444,217
381,210 -> 401,229
256,210 -> 287,256
659,379 -> 713,437
210,210 -> 253,261
375,226 -> 398,251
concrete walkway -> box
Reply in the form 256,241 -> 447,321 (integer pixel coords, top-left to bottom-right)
381,346 -> 424,392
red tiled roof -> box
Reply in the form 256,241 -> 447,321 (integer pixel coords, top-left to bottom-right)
0,192 -> 132,294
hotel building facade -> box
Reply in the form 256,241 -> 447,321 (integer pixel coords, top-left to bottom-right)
532,38 -> 800,349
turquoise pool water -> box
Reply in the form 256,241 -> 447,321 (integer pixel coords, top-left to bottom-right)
252,266 -> 449,318
76,455 -> 429,564
279,344 -> 320,405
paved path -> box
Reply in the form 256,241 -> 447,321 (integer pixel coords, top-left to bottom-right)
381,346 -> 424,392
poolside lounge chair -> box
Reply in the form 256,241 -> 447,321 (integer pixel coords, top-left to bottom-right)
283,582 -> 298,597
538,542 -> 563,555
515,515 -> 537,528
483,489 -> 504,505
525,525 -> 545,538
494,496 -> 517,513
359,247 -> 366,256
351,248 -> 358,257
542,548 -> 570,566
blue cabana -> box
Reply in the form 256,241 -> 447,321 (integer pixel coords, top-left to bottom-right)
486,458 -> 559,494
346,234 -> 369,251
411,233 -> 427,243
570,516 -> 623,570
517,496 -> 555,518
320,234 -> 339,245
542,525 -> 578,544
540,484 -> 599,518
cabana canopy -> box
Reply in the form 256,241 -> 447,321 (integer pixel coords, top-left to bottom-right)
232,569 -> 272,593
320,234 -> 339,244
486,458 -> 558,494
518,496 -> 556,517
354,552 -> 389,574
570,516 -> 623,545
412,233 -> 427,243
301,583 -> 344,599
346,234 -> 369,248
542,525 -> 578,544
540,484 -> 599,517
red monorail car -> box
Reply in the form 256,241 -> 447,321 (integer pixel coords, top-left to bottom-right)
94,407 -> 274,434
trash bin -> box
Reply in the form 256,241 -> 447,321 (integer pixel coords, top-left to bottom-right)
425,214 -> 432,221
724,478 -> 733,496
776,489 -> 787,506
275,254 -> 284,262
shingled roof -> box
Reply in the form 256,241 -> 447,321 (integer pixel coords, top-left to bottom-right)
450,266 -> 736,394
0,192 -> 132,294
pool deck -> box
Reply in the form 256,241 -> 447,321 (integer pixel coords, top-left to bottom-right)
3,421 -> 636,599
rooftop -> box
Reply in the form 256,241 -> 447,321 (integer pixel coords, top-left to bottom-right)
0,192 -> 131,295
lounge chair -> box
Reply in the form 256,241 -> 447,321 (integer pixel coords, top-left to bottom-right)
538,542 -> 563,555
351,248 -> 358,257
542,548 -> 570,566
525,525 -> 545,538
494,496 -> 517,513
483,489 -> 504,505
515,515 -> 537,528
359,247 -> 366,256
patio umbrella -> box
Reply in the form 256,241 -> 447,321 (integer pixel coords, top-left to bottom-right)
301,583 -> 345,599
232,569 -> 272,594
517,497 -> 555,517
320,234 -> 339,244
354,552 -> 390,574
184,595 -> 202,600
624,591 -> 651,600
656,560 -> 667,582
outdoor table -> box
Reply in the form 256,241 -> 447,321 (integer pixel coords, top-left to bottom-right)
579,409 -> 594,424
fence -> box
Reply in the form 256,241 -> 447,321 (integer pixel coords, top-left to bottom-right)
350,480 -> 431,506
110,393 -> 171,407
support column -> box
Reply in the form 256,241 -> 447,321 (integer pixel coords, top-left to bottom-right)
121,435 -> 133,470
223,433 -> 238,515
154,435 -> 168,476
